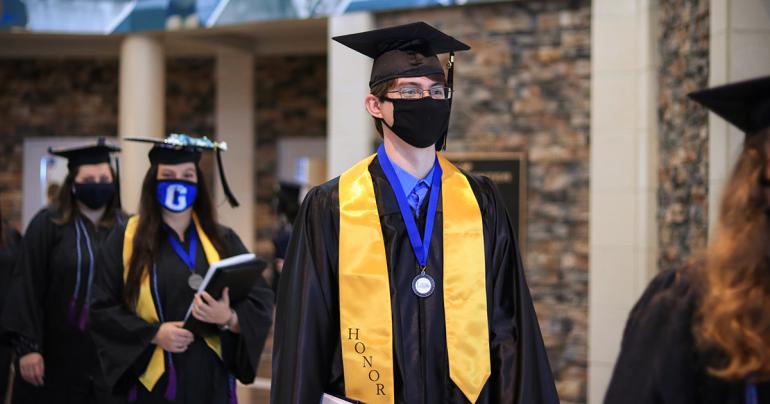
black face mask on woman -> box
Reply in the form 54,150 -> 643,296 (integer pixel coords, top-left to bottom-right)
72,182 -> 114,209
381,97 -> 450,148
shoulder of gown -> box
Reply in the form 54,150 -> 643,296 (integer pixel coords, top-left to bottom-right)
604,267 -> 703,403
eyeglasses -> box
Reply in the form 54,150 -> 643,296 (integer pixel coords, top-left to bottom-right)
386,86 -> 453,100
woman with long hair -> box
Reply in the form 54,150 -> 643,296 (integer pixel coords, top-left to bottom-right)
0,201 -> 22,402
1,138 -> 125,403
605,76 -> 770,403
89,134 -> 273,403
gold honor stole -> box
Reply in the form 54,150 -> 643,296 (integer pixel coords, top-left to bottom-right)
123,214 -> 223,392
338,153 -> 491,403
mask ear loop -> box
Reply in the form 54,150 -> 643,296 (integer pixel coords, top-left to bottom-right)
436,52 -> 455,151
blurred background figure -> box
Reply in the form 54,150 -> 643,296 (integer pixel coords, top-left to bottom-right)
605,76 -> 770,403
0,201 -> 22,404
269,181 -> 301,293
1,139 -> 125,404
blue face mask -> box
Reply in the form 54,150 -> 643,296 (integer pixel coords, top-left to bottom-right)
156,180 -> 198,213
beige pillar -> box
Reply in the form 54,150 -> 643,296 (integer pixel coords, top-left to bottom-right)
118,34 -> 165,214
588,1 -> 659,402
215,49 -> 255,248
708,0 -> 770,234
327,12 -> 374,179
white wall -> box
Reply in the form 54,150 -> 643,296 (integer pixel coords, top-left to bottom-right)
708,0 -> 770,234
588,1 -> 659,402
327,12 -> 375,179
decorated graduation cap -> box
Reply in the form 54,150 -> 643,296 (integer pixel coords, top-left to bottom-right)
688,75 -> 770,136
332,21 -> 470,150
125,134 -> 240,207
48,137 -> 121,171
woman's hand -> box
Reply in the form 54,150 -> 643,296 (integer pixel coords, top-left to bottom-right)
152,321 -> 194,353
191,288 -> 233,326
19,352 -> 44,386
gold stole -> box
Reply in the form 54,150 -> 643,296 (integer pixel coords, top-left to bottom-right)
338,153 -> 491,403
123,214 -> 223,392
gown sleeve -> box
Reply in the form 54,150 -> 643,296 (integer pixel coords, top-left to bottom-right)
1,209 -> 54,349
0,227 -> 22,345
603,268 -> 701,403
270,185 -> 340,404
89,220 -> 160,392
219,227 -> 275,384
479,176 -> 560,403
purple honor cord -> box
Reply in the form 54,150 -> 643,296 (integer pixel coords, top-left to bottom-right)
746,382 -> 758,404
376,143 -> 442,269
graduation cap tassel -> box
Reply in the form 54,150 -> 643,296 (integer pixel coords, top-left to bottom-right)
437,51 -> 455,151
114,155 -> 122,210
216,148 -> 240,208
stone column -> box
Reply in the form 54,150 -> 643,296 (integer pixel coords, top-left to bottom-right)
215,49 -> 255,248
327,12 -> 374,179
588,1 -> 659,402
118,34 -> 165,214
708,0 -> 770,234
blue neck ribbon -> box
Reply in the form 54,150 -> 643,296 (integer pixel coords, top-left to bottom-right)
377,143 -> 442,268
167,225 -> 198,271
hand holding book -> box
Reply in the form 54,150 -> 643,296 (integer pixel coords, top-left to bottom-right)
191,288 -> 239,332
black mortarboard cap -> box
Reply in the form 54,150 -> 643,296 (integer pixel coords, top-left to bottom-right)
48,137 -> 121,170
688,75 -> 770,136
126,134 -> 240,207
332,21 -> 470,88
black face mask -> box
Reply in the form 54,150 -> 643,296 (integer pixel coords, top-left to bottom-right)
72,182 -> 115,210
381,97 -> 450,148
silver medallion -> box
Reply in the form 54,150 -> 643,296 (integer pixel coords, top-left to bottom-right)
412,271 -> 435,298
188,273 -> 203,290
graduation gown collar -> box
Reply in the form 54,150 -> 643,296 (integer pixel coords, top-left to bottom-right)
368,155 -> 444,217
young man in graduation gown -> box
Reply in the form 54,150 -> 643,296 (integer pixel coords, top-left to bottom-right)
89,134 -> 274,403
1,139 -> 126,403
271,22 -> 558,404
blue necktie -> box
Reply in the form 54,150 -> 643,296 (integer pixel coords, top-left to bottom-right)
408,180 -> 430,215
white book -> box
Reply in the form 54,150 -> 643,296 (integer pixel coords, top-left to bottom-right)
320,393 -> 355,404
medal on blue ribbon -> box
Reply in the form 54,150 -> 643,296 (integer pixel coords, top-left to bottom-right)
168,226 -> 203,290
377,144 -> 442,298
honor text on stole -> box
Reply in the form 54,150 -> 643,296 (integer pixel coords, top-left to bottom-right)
347,328 -> 387,396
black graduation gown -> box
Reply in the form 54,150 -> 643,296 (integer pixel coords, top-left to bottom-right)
604,268 -> 770,403
89,220 -> 274,404
0,225 -> 21,401
0,208 -> 125,404
271,158 -> 558,404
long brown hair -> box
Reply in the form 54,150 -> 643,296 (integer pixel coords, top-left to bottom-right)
697,128 -> 770,382
52,165 -> 122,227
123,165 -> 229,309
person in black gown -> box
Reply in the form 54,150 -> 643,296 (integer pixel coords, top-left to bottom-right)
1,138 -> 126,404
271,22 -> 558,404
0,203 -> 22,402
605,76 -> 770,403
89,134 -> 274,403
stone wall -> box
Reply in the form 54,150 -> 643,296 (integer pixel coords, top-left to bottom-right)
253,55 -> 327,257
657,0 -> 709,272
0,57 -> 218,230
0,59 -> 119,231
378,1 -> 591,402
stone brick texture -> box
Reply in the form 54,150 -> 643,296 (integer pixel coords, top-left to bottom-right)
657,0 -> 709,273
254,54 -> 327,258
0,58 -> 119,231
378,1 -> 591,402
